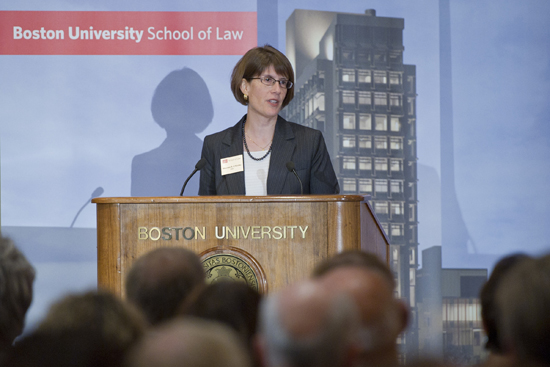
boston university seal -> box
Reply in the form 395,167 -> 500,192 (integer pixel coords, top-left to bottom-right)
200,247 -> 268,293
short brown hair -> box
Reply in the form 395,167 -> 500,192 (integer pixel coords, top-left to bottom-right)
231,45 -> 295,108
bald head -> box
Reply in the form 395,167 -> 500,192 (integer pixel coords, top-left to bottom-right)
319,266 -> 408,360
126,318 -> 251,367
258,280 -> 359,367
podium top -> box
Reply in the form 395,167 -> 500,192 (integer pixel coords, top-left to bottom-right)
92,195 -> 369,204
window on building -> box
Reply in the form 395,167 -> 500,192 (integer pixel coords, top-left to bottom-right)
306,97 -> 313,117
390,159 -> 403,172
343,156 -> 356,170
358,91 -> 371,106
390,180 -> 403,193
408,182 -> 416,200
391,202 -> 404,215
341,49 -> 354,63
359,157 -> 372,171
359,114 -> 372,130
374,93 -> 387,106
343,113 -> 356,129
407,75 -> 415,93
390,116 -> 401,132
375,179 -> 388,193
374,52 -> 386,64
389,72 -> 401,85
358,69 -> 371,83
390,94 -> 402,107
342,69 -> 355,83
359,135 -> 372,149
375,136 -> 388,150
390,137 -> 403,150
391,223 -> 404,237
314,92 -> 325,112
375,158 -> 388,171
359,179 -> 372,193
389,51 -> 402,65
374,71 -> 387,84
343,178 -> 356,192
342,135 -> 356,149
409,268 -> 416,286
409,203 -> 416,222
375,115 -> 387,131
343,91 -> 355,105
375,201 -> 389,215
357,50 -> 370,65
407,97 -> 415,115
409,248 -> 416,265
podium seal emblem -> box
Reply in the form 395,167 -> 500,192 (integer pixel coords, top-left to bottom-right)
200,247 -> 267,293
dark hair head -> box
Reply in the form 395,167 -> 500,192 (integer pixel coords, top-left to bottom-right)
125,247 -> 205,325
37,289 -> 147,351
181,281 -> 261,348
230,45 -> 295,108
480,253 -> 530,353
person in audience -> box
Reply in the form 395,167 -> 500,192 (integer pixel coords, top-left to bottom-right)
6,289 -> 146,367
0,236 -> 35,354
313,250 -> 409,367
256,280 -> 359,367
496,253 -> 550,367
36,289 -> 147,351
125,318 -> 252,367
5,328 -> 127,367
125,247 -> 205,325
180,281 -> 261,364
478,253 -> 531,367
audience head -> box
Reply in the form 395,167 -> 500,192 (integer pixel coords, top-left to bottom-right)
496,253 -> 550,365
125,247 -> 205,325
0,236 -> 35,350
36,289 -> 147,352
313,251 -> 407,366
181,281 -> 261,349
479,253 -> 530,354
5,328 -> 127,367
257,280 -> 359,367
125,318 -> 251,367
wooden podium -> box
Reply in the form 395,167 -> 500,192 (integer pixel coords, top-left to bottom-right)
93,195 -> 389,296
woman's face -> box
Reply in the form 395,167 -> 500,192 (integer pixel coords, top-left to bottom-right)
241,65 -> 288,121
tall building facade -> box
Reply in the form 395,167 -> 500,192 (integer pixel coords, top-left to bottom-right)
282,9 -> 419,357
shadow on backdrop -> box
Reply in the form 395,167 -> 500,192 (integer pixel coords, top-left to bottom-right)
131,67 -> 213,196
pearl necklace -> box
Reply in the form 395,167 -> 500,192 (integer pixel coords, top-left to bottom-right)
242,121 -> 273,161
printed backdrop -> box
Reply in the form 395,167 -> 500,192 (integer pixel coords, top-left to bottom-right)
1,0 -> 549,331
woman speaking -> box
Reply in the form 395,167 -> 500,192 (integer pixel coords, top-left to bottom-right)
198,45 -> 339,196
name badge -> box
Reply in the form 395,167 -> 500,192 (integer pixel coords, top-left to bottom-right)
221,154 -> 244,176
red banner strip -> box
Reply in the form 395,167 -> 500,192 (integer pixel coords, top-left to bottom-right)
0,11 -> 257,55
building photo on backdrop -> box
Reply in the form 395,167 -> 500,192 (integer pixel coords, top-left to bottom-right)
1,0 -> 549,364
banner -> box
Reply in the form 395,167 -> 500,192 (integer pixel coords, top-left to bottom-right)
0,11 -> 256,55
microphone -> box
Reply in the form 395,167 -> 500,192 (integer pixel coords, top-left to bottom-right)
70,186 -> 104,228
286,161 -> 303,195
180,158 -> 207,196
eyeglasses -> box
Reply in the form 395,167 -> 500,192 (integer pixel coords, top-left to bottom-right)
250,76 -> 293,89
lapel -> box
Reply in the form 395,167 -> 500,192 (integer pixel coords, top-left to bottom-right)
220,116 -> 246,195
267,116 -> 296,194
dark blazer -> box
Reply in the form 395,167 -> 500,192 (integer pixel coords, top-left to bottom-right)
198,115 -> 339,195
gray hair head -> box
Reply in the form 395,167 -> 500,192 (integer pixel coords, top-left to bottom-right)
259,282 -> 359,367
